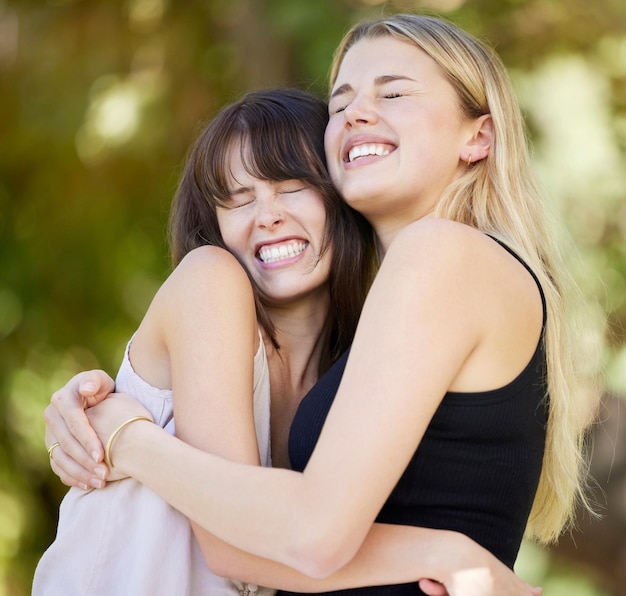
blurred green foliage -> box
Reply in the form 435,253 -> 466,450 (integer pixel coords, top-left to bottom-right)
1,0 -> 625,594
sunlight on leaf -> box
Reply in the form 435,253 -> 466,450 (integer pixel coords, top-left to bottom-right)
0,490 -> 23,558
0,289 -> 22,340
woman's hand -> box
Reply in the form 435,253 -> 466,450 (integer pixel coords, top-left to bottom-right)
85,392 -> 154,482
419,578 -> 542,596
418,579 -> 448,595
44,370 -> 115,489
424,534 -> 543,596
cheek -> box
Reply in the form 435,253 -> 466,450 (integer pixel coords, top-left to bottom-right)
216,213 -> 244,254
292,189 -> 328,225
307,197 -> 330,235
324,122 -> 342,181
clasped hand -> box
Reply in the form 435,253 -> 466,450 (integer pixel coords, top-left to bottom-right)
44,370 -> 149,487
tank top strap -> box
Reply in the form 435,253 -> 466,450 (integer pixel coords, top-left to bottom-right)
485,234 -> 547,328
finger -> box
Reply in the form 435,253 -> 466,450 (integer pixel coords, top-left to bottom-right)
45,403 -> 103,470
49,445 -> 107,490
418,579 -> 448,596
74,369 -> 116,408
49,390 -> 107,465
53,369 -> 115,411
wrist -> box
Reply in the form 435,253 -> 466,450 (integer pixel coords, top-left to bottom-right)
431,530 -> 475,584
105,416 -> 153,470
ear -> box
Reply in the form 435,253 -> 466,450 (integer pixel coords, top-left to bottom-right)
462,114 -> 493,165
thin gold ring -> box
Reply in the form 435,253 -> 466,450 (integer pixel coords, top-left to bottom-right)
47,441 -> 61,459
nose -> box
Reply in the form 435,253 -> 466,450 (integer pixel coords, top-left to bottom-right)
255,196 -> 284,229
343,93 -> 378,127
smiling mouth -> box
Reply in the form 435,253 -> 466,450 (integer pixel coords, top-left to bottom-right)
257,240 -> 308,264
347,143 -> 392,163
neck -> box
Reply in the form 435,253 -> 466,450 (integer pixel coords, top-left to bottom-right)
266,295 -> 330,388
372,210 -> 436,256
264,296 -> 331,469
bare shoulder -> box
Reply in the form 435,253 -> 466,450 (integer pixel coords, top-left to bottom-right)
131,246 -> 257,387
383,218 -> 500,278
142,246 -> 256,329
167,246 -> 253,297
381,218 -> 540,321
176,245 -> 249,280
390,218 -> 487,256
381,221 -> 542,391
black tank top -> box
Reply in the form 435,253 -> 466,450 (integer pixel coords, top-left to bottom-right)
281,240 -> 548,595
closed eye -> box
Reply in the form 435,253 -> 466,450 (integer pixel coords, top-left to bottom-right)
222,193 -> 255,209
330,92 -> 402,114
276,181 -> 308,194
231,199 -> 254,209
329,102 -> 347,115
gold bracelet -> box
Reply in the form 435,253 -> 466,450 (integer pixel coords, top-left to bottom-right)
104,416 -> 153,468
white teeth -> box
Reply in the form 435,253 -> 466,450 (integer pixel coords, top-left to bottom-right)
348,143 -> 390,163
258,240 -> 307,264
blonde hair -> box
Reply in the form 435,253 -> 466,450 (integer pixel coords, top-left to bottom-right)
330,13 -> 601,544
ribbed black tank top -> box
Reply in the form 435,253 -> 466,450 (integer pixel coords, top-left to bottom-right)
281,239 -> 548,595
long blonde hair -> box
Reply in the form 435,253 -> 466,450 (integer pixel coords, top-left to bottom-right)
330,13 -> 601,544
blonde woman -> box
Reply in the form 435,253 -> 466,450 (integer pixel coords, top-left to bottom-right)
46,13 -> 597,595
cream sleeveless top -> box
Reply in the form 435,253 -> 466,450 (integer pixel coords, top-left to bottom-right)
33,332 -> 274,596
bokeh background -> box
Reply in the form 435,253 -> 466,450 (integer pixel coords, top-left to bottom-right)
1,0 -> 625,594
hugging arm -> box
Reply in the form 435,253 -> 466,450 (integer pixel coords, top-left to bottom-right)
46,246 -> 263,489
48,226 -> 542,594
55,392 -> 540,595
176,519 -> 537,594
97,224 -> 483,574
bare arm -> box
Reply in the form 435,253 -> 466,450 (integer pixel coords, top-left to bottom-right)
47,377 -> 539,594
87,221 -> 543,580
44,246 -> 262,488
86,394 -> 540,595
101,223 -> 481,574
121,243 -> 468,592
152,247 -> 264,581
189,523 -> 539,595
47,225 -> 540,594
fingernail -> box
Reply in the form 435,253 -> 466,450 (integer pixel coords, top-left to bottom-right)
91,451 -> 101,463
93,465 -> 107,480
89,478 -> 104,489
78,483 -> 89,491
82,382 -> 97,393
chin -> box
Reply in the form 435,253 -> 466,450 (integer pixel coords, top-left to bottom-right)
340,188 -> 376,212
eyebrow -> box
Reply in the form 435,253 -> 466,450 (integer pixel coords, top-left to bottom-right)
330,75 -> 417,99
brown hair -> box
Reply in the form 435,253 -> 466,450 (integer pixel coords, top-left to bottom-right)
169,88 -> 376,370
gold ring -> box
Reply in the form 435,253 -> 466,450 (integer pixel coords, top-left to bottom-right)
47,441 -> 61,459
